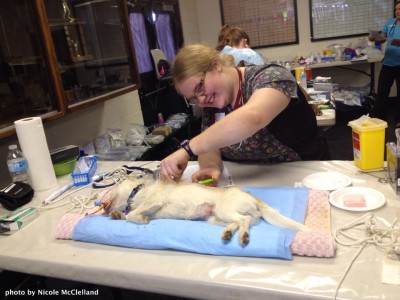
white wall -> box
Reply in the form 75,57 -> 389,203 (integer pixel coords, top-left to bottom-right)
179,0 -> 200,44
0,91 -> 143,185
0,0 -> 392,186
185,0 -> 370,60
179,0 -> 383,89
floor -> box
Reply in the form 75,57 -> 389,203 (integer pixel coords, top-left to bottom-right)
321,99 -> 397,161
320,104 -> 362,161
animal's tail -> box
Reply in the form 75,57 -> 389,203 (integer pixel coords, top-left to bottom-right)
256,198 -> 310,232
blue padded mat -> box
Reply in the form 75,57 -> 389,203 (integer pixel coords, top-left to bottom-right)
73,187 -> 309,259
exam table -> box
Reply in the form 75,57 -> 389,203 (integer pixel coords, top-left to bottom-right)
0,160 -> 398,300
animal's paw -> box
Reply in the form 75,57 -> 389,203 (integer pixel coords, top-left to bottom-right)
221,230 -> 233,241
109,211 -> 126,220
126,213 -> 149,224
239,232 -> 249,246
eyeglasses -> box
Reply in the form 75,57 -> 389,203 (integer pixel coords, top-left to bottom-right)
184,72 -> 206,106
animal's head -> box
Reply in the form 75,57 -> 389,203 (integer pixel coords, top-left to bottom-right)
106,174 -> 154,213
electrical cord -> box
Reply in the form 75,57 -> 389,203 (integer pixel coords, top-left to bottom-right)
37,162 -> 159,214
332,213 -> 400,299
35,184 -> 90,212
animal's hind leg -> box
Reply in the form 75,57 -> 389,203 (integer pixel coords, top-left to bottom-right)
109,210 -> 126,220
213,215 -> 252,245
126,201 -> 162,224
221,222 -> 239,242
238,215 -> 252,246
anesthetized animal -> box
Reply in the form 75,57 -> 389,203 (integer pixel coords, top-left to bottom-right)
107,176 -> 309,246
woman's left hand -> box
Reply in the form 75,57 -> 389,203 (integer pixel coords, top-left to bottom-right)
191,167 -> 221,187
160,149 -> 190,182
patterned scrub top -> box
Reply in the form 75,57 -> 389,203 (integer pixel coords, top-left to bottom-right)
201,64 -> 323,163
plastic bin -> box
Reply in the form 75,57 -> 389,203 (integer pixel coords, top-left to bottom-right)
71,155 -> 97,186
348,116 -> 387,170
294,67 -> 304,83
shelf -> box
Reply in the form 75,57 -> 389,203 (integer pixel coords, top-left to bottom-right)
8,56 -> 42,66
75,0 -> 111,8
71,55 -> 94,63
59,56 -> 128,71
48,20 -> 86,27
85,56 -> 129,67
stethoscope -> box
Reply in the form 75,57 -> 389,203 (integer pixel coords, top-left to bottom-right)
388,19 -> 398,37
91,165 -> 158,189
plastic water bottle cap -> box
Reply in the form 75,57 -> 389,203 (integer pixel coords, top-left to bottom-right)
8,144 -> 17,150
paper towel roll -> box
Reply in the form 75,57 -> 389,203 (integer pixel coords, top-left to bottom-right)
14,117 -> 57,191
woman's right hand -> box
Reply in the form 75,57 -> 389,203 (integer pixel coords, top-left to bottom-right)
160,148 -> 190,183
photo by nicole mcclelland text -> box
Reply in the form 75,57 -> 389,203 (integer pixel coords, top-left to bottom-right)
4,288 -> 99,297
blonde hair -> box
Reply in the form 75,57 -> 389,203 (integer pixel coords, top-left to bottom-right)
172,44 -> 234,85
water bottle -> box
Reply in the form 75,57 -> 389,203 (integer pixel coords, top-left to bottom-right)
158,112 -> 165,124
300,71 -> 307,90
285,62 -> 291,72
6,144 -> 30,184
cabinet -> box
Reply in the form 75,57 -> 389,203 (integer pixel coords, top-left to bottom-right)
0,0 -> 139,139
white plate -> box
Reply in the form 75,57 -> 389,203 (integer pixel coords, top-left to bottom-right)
329,187 -> 386,211
302,171 -> 352,191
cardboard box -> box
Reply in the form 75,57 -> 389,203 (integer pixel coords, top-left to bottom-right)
313,82 -> 339,92
152,126 -> 172,137
0,207 -> 39,234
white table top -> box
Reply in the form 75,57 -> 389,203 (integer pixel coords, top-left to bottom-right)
316,108 -> 336,127
309,57 -> 382,69
0,160 -> 399,299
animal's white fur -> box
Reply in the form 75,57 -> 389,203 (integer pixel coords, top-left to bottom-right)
108,176 -> 309,245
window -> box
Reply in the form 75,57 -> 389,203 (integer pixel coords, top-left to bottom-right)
44,0 -> 138,106
220,0 -> 299,48
0,0 -> 59,137
154,13 -> 176,62
129,12 -> 153,73
0,0 -> 139,139
127,0 -> 183,74
310,0 -> 394,41
127,0 -> 186,126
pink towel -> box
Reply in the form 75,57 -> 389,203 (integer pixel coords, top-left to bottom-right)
290,190 -> 336,257
54,187 -> 115,239
55,213 -> 85,240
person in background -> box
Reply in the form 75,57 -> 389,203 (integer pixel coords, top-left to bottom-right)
369,0 -> 400,125
160,44 -> 330,184
216,25 -> 266,66
217,25 -> 321,117
216,24 -> 233,51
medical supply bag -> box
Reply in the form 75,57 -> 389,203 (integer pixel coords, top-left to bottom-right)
0,181 -> 34,211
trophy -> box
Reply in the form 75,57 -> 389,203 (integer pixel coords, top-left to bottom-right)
70,39 -> 81,59
62,0 -> 76,23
